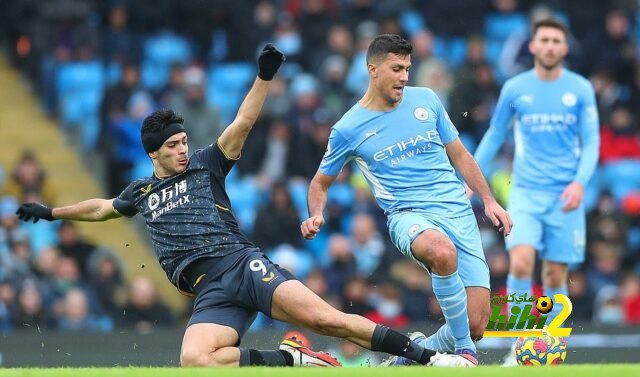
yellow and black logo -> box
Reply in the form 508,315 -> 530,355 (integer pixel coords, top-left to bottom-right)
262,272 -> 277,283
536,296 -> 554,314
140,184 -> 152,194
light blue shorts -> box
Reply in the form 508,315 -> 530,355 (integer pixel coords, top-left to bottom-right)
387,210 -> 490,289
506,187 -> 586,264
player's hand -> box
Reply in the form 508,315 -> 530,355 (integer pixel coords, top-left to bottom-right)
484,200 -> 512,236
257,43 -> 285,81
300,215 -> 324,240
16,202 -> 54,223
561,181 -> 584,212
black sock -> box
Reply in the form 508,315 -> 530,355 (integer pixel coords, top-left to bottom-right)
239,349 -> 293,366
370,325 -> 436,365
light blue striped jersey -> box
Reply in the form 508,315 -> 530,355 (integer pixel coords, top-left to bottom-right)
474,69 -> 600,192
320,86 -> 471,217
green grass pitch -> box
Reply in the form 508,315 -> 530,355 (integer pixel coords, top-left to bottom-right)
1,365 -> 639,377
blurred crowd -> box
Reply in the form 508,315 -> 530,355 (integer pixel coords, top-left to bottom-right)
1,0 -> 640,337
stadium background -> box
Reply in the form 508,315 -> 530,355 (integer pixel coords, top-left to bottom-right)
0,0 -> 639,367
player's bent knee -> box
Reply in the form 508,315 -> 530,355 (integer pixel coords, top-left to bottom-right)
510,257 -> 534,278
181,347 -> 218,367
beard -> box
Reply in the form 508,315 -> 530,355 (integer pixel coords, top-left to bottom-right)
536,55 -> 563,71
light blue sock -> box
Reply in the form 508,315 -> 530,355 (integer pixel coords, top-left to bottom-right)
506,274 -> 532,343
422,324 -> 455,353
431,271 -> 475,352
543,286 -> 568,326
506,274 -> 532,317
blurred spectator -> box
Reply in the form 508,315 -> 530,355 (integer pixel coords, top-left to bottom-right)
349,213 -> 385,276
599,105 -> 640,164
620,272 -> 640,324
593,284 -> 623,325
169,65 -> 223,152
365,283 -> 409,328
56,288 -> 112,332
156,62 -> 185,107
341,275 -> 372,316
390,260 -> 431,322
3,150 -> 55,204
413,58 -> 453,108
304,269 -> 329,299
586,241 -> 623,295
449,61 -> 499,142
56,221 -> 97,278
101,3 -> 140,64
13,280 -> 51,329
253,182 -> 303,250
568,269 -> 594,321
0,280 -> 17,332
421,0 -> 487,37
87,247 -> 124,317
118,276 -> 176,333
287,121 -> 331,179
257,119 -> 293,185
324,234 -> 356,296
582,9 -> 637,83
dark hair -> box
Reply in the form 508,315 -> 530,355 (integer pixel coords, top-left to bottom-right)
366,34 -> 413,64
532,18 -> 568,38
141,109 -> 184,135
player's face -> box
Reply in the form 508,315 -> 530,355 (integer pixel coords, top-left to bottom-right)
529,27 -> 568,70
373,53 -> 411,104
155,132 -> 189,176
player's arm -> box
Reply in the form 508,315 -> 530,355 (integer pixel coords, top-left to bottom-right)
447,139 -> 512,235
16,198 -> 122,223
302,127 -> 351,240
561,85 -> 600,211
473,80 -> 515,174
302,172 -> 337,240
217,44 -> 285,159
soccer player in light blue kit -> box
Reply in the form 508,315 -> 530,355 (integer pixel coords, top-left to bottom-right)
473,19 -> 599,365
301,34 -> 512,366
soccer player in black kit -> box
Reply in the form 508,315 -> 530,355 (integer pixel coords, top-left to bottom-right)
16,44 -> 469,368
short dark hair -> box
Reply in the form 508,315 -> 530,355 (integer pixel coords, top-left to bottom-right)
141,109 -> 184,135
366,34 -> 413,64
532,18 -> 568,39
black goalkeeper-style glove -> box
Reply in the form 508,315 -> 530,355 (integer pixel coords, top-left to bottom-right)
16,203 -> 54,223
257,43 -> 285,81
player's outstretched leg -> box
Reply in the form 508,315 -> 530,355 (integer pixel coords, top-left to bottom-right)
270,280 -> 476,367
180,322 -> 340,367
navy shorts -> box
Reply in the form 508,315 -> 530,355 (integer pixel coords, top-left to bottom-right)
185,248 -> 295,341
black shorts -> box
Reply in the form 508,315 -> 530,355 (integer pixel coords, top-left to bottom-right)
184,248 -> 295,341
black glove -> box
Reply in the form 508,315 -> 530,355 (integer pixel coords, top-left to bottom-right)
258,43 -> 285,81
16,203 -> 54,223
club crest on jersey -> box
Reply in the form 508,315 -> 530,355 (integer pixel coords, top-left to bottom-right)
148,193 -> 161,210
562,92 -> 577,107
414,107 -> 429,121
408,224 -> 421,237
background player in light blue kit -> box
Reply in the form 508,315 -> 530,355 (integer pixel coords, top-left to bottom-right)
473,18 -> 600,365
301,34 -> 512,366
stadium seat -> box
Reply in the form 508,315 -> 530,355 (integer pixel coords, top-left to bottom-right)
56,61 -> 105,149
206,62 -> 254,124
141,32 -> 192,90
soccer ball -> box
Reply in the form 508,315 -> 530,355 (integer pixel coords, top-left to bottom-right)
514,334 -> 567,366
535,296 -> 554,314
